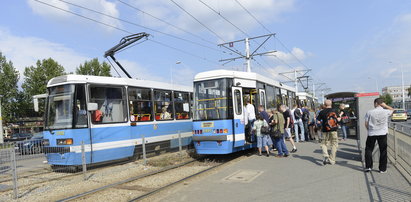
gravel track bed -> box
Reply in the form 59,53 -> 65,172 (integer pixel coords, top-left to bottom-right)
79,165 -> 211,202
0,151 -> 194,202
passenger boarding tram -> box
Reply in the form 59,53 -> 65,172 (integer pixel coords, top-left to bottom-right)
192,70 -> 296,154
40,75 -> 192,168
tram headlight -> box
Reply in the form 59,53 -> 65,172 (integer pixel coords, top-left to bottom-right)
56,138 -> 73,145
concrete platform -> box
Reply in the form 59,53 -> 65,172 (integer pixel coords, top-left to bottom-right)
160,139 -> 411,202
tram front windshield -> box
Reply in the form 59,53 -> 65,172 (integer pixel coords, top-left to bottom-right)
46,84 -> 87,130
193,78 -> 233,121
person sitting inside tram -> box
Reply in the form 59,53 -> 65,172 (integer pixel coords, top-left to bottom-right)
160,106 -> 171,120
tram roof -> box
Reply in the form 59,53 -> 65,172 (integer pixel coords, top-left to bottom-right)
47,74 -> 192,92
194,70 -> 295,91
297,92 -> 317,100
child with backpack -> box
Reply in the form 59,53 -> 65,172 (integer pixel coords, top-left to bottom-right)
317,100 -> 341,165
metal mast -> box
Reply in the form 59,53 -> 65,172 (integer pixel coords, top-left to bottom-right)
218,33 -> 276,72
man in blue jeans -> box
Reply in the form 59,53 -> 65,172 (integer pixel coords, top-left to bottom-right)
291,105 -> 305,142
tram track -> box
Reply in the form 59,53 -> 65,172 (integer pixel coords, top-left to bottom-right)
56,151 -> 248,202
0,157 -> 147,193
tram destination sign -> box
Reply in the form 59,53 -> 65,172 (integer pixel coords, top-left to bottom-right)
201,122 -> 215,128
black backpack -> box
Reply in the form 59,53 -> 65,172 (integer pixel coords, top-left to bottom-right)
294,108 -> 302,120
302,109 -> 309,122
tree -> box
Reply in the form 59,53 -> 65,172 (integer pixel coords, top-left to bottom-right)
408,85 -> 411,98
0,52 -> 20,122
22,58 -> 65,115
75,58 -> 111,76
380,93 -> 393,106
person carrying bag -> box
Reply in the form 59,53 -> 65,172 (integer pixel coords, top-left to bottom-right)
270,108 -> 290,157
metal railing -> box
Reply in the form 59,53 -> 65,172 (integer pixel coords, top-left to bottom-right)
387,122 -> 411,183
0,133 -> 192,200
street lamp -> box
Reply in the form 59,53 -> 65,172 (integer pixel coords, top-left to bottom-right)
367,77 -> 379,93
389,61 -> 405,109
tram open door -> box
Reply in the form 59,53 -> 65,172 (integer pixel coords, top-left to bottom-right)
232,87 -> 246,147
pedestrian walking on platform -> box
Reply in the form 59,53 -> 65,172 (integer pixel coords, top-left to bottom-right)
280,105 -> 297,153
339,103 -> 349,140
270,108 -> 289,157
308,108 -> 316,140
315,105 -> 325,142
291,105 -> 305,142
301,105 -> 310,141
317,100 -> 341,165
364,98 -> 394,173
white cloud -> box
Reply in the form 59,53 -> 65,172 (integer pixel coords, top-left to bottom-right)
27,0 -> 71,17
268,47 -> 308,64
128,0 -> 295,41
0,28 -> 164,87
27,0 -> 122,32
0,28 -> 88,77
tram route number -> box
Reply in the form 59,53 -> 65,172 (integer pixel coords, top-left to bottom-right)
201,122 -> 214,128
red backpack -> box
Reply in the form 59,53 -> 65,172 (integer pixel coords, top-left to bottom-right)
325,111 -> 339,131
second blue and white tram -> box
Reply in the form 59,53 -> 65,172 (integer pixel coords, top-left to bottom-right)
192,70 -> 296,154
40,75 -> 193,168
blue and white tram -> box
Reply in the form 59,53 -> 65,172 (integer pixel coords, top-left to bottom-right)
297,92 -> 318,109
192,70 -> 295,154
41,75 -> 193,167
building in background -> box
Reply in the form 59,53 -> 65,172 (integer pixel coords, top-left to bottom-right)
382,85 -> 411,109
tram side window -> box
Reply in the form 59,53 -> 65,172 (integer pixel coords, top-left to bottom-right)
74,85 -> 87,128
90,86 -> 127,124
128,87 -> 152,122
234,89 -> 242,115
154,90 -> 173,120
174,92 -> 190,120
266,85 -> 276,109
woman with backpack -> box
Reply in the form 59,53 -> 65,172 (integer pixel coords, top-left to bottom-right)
253,114 -> 271,157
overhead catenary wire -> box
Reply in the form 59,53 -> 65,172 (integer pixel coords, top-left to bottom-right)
235,0 -> 328,93
170,0 -> 226,42
32,0 -> 219,66
55,0 -> 221,52
117,0 -> 217,46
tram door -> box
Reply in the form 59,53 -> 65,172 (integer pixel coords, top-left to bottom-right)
232,87 -> 245,147
259,89 -> 267,109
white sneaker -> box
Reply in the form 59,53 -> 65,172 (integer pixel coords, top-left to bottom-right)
364,168 -> 372,172
379,170 -> 387,174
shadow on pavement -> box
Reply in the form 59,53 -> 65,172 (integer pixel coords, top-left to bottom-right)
291,154 -> 323,166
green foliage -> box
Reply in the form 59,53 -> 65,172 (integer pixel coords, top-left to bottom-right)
22,58 -> 65,114
75,58 -> 111,76
379,93 -> 393,106
0,52 -> 20,122
408,85 -> 411,97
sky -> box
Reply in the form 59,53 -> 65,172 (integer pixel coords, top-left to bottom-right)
1,0 -> 411,96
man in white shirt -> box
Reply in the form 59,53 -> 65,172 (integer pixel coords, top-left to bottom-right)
245,99 -> 256,143
246,99 -> 256,125
364,98 -> 394,173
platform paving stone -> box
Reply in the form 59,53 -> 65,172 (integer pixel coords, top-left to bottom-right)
161,139 -> 411,202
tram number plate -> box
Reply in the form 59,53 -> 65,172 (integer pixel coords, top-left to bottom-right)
201,122 -> 214,128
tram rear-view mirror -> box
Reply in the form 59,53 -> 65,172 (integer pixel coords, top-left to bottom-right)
87,103 -> 98,111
